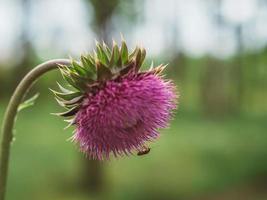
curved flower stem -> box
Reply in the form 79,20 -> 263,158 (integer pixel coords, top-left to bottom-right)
0,59 -> 70,200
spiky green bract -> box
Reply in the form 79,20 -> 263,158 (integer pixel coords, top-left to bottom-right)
51,39 -> 150,123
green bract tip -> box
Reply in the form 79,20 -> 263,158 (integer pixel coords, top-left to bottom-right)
52,38 -> 165,122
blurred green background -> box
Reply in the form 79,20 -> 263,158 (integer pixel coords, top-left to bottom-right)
1,0 -> 267,199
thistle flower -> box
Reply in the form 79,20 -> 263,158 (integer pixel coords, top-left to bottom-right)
51,39 -> 178,160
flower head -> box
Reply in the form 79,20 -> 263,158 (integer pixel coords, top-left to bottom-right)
51,38 -> 178,160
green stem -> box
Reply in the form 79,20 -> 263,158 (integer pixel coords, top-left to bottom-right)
0,59 -> 70,200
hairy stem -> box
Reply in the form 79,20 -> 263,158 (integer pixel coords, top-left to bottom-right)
0,59 -> 70,200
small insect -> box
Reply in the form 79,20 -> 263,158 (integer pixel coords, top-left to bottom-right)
137,146 -> 151,156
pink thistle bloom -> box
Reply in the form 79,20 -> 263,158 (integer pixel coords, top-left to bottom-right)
74,72 -> 177,159
52,39 -> 178,160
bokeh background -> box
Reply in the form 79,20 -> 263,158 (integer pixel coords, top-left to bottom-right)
1,0 -> 267,199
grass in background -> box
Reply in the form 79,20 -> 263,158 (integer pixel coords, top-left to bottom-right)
0,99 -> 267,200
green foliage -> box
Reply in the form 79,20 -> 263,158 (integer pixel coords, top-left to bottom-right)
1,102 -> 267,200
18,93 -> 39,112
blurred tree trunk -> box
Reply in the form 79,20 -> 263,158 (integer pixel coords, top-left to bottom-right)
87,0 -> 120,42
170,53 -> 187,84
200,0 -> 233,117
79,0 -> 120,195
231,25 -> 244,113
11,0 -> 38,92
80,158 -> 105,195
167,1 -> 185,85
201,57 -> 233,117
0,67 -> 7,99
